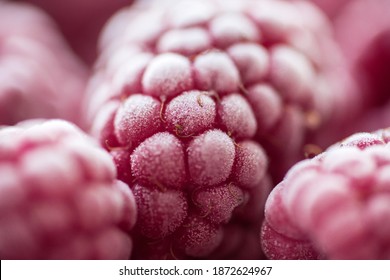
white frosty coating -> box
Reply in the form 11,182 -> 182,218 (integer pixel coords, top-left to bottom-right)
187,129 -> 235,186
246,83 -> 282,132
193,51 -> 240,94
219,93 -> 257,139
209,13 -> 260,48
227,43 -> 269,85
157,28 -> 212,55
176,214 -> 223,257
338,132 -> 385,149
114,94 -> 161,146
270,45 -> 315,104
133,184 -> 188,239
192,183 -> 244,224
165,90 -> 216,136
131,132 -> 186,189
232,141 -> 268,189
142,53 -> 193,98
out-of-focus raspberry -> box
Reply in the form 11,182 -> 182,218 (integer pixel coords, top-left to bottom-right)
85,0 -> 354,259
0,2 -> 88,126
261,128 -> 390,259
0,119 -> 137,259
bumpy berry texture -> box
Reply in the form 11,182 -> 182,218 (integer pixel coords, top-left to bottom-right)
261,129 -> 390,259
85,0 -> 352,259
0,2 -> 87,126
0,120 -> 137,259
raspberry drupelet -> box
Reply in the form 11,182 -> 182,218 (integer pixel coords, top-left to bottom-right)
0,120 -> 137,259
261,129 -> 390,259
85,0 -> 353,259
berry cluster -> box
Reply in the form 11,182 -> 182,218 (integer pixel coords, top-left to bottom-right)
1,0 -> 389,260
84,0 -> 356,259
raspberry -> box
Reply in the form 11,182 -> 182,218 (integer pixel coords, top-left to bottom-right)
86,0 -> 350,259
261,129 -> 390,259
0,120 -> 137,259
0,2 -> 87,126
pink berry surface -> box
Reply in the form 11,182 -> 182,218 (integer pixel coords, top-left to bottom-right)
261,129 -> 390,259
84,0 -> 354,259
0,0 -> 389,262
0,1 -> 88,127
0,120 -> 137,259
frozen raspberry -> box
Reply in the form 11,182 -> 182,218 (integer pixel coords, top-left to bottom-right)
0,120 -> 137,260
85,0 -> 351,259
0,2 -> 87,126
261,128 -> 390,259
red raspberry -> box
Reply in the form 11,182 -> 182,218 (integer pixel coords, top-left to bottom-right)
0,120 -> 137,259
86,0 -> 351,259
0,2 -> 87,126
261,129 -> 390,259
